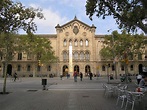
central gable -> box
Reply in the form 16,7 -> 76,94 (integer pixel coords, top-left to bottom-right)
55,16 -> 96,35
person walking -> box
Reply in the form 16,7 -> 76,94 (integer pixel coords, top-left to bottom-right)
89,72 -> 93,80
14,72 -> 17,81
73,71 -> 77,82
80,72 -> 83,81
136,74 -> 142,84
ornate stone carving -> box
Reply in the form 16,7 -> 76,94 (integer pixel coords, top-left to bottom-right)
73,26 -> 79,35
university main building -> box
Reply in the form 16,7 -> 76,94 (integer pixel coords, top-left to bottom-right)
0,17 -> 147,77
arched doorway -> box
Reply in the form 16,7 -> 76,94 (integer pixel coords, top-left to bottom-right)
63,65 -> 68,76
138,64 -> 143,74
74,65 -> 79,74
7,64 -> 12,76
85,65 -> 91,76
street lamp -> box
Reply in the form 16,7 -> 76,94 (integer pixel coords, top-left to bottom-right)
107,29 -> 117,79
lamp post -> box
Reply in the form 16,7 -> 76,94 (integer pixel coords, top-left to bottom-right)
108,29 -> 117,79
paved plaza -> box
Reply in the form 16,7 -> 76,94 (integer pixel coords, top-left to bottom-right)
0,76 -> 146,110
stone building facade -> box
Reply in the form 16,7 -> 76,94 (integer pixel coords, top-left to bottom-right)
0,17 -> 147,77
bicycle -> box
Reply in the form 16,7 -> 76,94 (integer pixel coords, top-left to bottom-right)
9,76 -> 22,82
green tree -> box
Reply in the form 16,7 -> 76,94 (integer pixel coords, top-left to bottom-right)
0,0 -> 44,94
18,34 -> 57,64
85,0 -> 147,34
100,30 -> 145,82
0,0 -> 44,33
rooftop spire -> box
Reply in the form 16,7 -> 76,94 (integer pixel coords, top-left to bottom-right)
74,15 -> 77,20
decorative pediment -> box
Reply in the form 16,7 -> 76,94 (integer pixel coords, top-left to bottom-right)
55,16 -> 96,34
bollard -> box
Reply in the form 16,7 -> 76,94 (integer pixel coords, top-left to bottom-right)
42,79 -> 47,90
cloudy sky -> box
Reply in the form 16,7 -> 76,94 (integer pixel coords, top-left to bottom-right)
13,0 -> 122,35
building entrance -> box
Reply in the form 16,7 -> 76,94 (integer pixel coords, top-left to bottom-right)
7,64 -> 12,76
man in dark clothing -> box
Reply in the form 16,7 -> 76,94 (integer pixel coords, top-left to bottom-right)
89,72 -> 93,80
80,72 -> 83,81
14,72 -> 17,81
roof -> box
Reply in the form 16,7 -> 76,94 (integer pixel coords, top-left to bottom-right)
55,16 -> 96,29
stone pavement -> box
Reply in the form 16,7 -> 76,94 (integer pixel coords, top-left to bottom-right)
0,76 -> 146,110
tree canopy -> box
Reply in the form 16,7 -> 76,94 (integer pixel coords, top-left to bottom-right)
17,34 -> 58,64
85,0 -> 147,34
0,0 -> 44,34
100,31 -> 146,62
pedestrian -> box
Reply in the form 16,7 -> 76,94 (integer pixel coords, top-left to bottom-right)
139,75 -> 146,88
80,72 -> 83,81
89,72 -> 93,80
14,72 -> 17,81
136,74 -> 142,84
73,71 -> 77,82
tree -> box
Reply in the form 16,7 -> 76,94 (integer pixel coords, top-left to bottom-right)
100,30 -> 146,82
0,0 -> 44,94
0,0 -> 44,34
17,34 -> 57,64
85,0 -> 147,34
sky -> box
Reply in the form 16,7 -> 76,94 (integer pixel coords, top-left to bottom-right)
13,0 -> 122,35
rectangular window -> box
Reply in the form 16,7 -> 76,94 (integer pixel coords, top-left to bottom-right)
121,65 -> 124,71
18,53 -> 22,60
112,65 -> 115,71
27,65 -> 31,71
47,66 -> 51,71
17,65 -> 21,71
130,65 -> 133,71
27,53 -> 32,60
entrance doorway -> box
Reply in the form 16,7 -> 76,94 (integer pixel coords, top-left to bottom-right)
74,65 -> 79,74
63,65 -> 68,76
7,64 -> 12,76
85,65 -> 91,76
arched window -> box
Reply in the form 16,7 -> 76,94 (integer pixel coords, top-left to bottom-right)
63,39 -> 67,46
80,51 -> 84,60
69,39 -> 72,46
73,51 -> 78,60
63,51 -> 68,60
27,65 -> 31,71
85,51 -> 90,60
74,39 -> 78,46
80,39 -> 83,46
85,39 -> 89,46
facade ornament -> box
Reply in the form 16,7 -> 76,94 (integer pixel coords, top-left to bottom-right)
73,26 -> 79,35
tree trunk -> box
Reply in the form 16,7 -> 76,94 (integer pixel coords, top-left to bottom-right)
3,62 -> 8,93
125,63 -> 128,84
